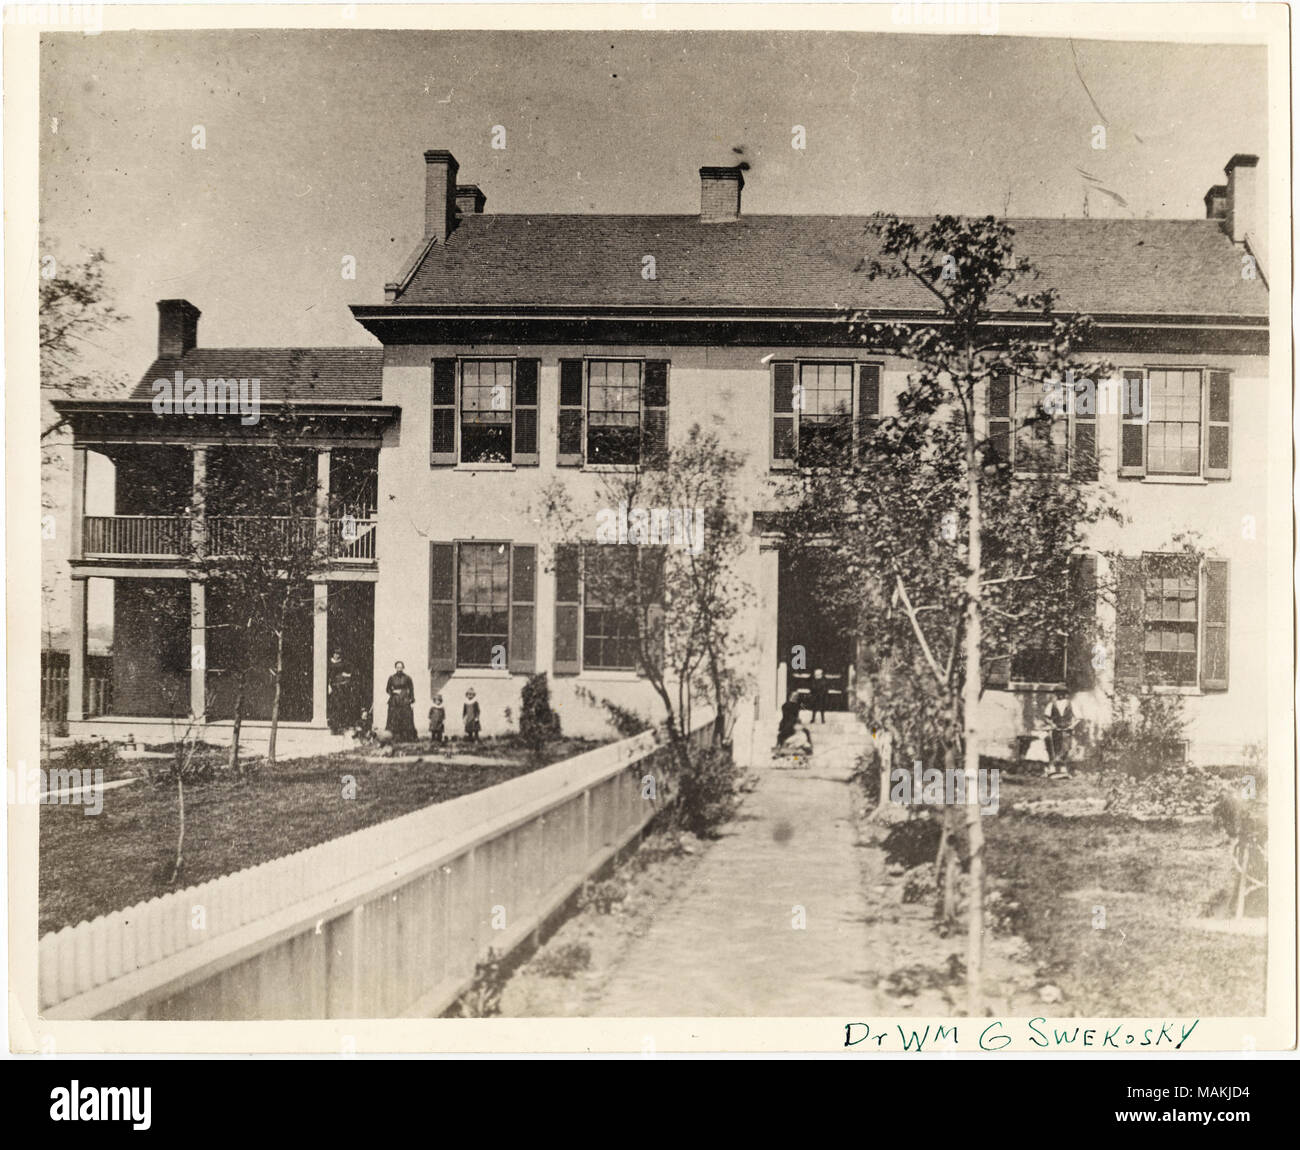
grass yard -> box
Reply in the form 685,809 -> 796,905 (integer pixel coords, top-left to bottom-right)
986,771 -> 1267,1017
39,734 -> 605,936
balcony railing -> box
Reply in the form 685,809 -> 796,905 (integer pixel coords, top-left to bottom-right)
81,515 -> 378,563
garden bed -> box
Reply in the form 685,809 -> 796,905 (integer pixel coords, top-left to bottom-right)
39,734 -> 606,935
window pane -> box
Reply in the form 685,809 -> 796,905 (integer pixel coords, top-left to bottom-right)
588,360 -> 642,465
461,360 -> 513,463
457,542 -> 510,666
1146,369 -> 1201,475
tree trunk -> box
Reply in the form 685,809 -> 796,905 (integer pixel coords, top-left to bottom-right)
267,625 -> 285,765
962,394 -> 987,1016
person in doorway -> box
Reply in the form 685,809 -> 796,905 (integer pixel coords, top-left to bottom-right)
463,688 -> 482,742
1044,688 -> 1075,778
428,694 -> 446,744
327,650 -> 356,734
809,668 -> 829,724
776,690 -> 813,753
385,660 -> 418,744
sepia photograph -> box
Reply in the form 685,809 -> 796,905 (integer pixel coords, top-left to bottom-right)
7,2 -> 1294,1059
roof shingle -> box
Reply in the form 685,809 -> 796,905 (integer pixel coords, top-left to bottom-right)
129,348 -> 384,403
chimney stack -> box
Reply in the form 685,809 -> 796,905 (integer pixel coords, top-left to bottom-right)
157,299 -> 200,359
424,150 -> 460,242
1224,154 -> 1258,244
455,184 -> 486,217
699,166 -> 744,223
1203,184 -> 1228,221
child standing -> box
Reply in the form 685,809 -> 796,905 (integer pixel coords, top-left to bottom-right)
463,688 -> 482,742
428,694 -> 446,743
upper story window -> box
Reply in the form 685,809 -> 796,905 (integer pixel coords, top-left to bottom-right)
558,359 -> 669,469
430,358 -> 539,467
770,360 -> 881,468
987,372 -> 1095,478
1120,367 -> 1231,480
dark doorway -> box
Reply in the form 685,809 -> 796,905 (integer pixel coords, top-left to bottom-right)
328,582 -> 375,726
778,548 -> 856,711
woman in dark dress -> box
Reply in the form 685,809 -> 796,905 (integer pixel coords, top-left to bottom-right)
385,660 -> 418,743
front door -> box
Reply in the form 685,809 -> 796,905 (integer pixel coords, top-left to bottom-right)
777,549 -> 855,711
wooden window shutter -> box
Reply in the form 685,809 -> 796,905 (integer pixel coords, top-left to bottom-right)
771,361 -> 796,465
429,542 -> 456,670
1119,370 -> 1147,477
987,372 -> 1011,468
1065,553 -> 1098,691
553,542 -> 581,673
430,359 -> 457,466
856,364 -> 881,459
985,651 -> 1010,690
1201,559 -> 1229,690
642,360 -> 669,470
557,359 -> 584,467
509,544 -> 537,673
1113,556 -> 1145,689
1205,370 -> 1232,479
641,546 -> 667,677
513,359 -> 540,466
1071,381 -> 1098,481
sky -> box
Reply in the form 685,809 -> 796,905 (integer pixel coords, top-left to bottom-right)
40,28 -> 1269,368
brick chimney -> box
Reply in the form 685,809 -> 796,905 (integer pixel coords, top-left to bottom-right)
1203,184 -> 1228,221
424,150 -> 460,242
157,299 -> 200,359
455,184 -> 486,217
699,166 -> 744,223
1224,154 -> 1258,244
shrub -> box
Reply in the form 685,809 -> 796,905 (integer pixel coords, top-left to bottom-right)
581,878 -> 628,915
530,941 -> 592,979
1104,764 -> 1226,819
675,745 -> 742,837
881,812 -> 943,869
572,685 -> 651,738
519,673 -> 561,756
58,739 -> 121,776
1096,691 -> 1189,779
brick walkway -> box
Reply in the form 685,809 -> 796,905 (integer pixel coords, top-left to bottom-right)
590,727 -> 881,1016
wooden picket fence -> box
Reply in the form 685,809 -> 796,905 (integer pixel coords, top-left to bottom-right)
41,651 -> 112,723
39,715 -> 713,1020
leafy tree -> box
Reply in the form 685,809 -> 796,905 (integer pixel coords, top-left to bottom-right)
783,214 -> 1120,1012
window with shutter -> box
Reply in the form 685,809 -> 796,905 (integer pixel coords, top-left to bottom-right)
587,360 -> 642,465
642,360 -> 669,470
1146,369 -> 1202,476
457,542 -> 511,667
430,359 -> 457,466
1201,559 -> 1229,690
1071,379 -> 1098,481
509,544 -> 537,672
771,361 -> 796,467
1118,370 -> 1147,477
557,360 -> 585,467
428,542 -> 455,670
460,360 -> 514,463
987,372 -> 1011,468
856,364 -> 881,459
514,359 -> 540,466
1205,370 -> 1231,479
553,542 -> 581,673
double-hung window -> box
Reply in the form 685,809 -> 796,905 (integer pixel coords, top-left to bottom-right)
429,357 -> 539,466
553,543 -> 665,674
987,372 -> 1095,479
1119,367 -> 1231,480
770,360 -> 882,467
557,359 -> 669,468
427,541 -> 537,672
1113,553 -> 1230,691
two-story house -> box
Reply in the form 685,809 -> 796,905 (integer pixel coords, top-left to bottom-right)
57,149 -> 1268,766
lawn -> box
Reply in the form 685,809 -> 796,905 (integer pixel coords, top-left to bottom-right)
986,770 -> 1267,1017
39,734 -> 605,936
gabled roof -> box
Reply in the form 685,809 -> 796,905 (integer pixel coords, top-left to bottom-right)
388,214 -> 1267,319
129,348 -> 384,403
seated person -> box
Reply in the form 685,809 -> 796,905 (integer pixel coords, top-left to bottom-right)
776,691 -> 813,752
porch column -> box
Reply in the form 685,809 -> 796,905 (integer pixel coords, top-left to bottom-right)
315,447 -> 331,553
67,577 -> 88,721
757,541 -> 782,724
190,445 -> 207,555
190,581 -> 206,721
312,581 -> 329,726
69,446 -> 87,560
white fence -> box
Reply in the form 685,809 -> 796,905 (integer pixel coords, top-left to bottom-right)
40,717 -> 713,1020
